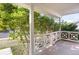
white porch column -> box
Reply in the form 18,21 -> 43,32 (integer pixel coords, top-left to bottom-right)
29,4 -> 34,55
58,17 -> 62,40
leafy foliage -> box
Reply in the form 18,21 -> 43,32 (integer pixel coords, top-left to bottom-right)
61,22 -> 77,31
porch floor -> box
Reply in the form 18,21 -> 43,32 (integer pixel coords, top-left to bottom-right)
38,40 -> 79,55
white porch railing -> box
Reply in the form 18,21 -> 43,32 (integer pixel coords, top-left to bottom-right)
60,31 -> 79,41
34,32 -> 60,54
34,31 -> 79,54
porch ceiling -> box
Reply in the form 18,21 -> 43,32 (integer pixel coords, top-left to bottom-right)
15,3 -> 79,17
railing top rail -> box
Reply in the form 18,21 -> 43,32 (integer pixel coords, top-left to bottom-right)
60,31 -> 79,33
51,31 -> 79,33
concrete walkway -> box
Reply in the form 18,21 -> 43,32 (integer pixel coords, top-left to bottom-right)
0,48 -> 12,55
0,32 -> 12,55
38,40 -> 79,55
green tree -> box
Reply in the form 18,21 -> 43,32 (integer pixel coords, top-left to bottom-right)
61,22 -> 77,31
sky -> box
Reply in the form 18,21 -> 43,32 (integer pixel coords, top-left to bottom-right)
61,13 -> 79,29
